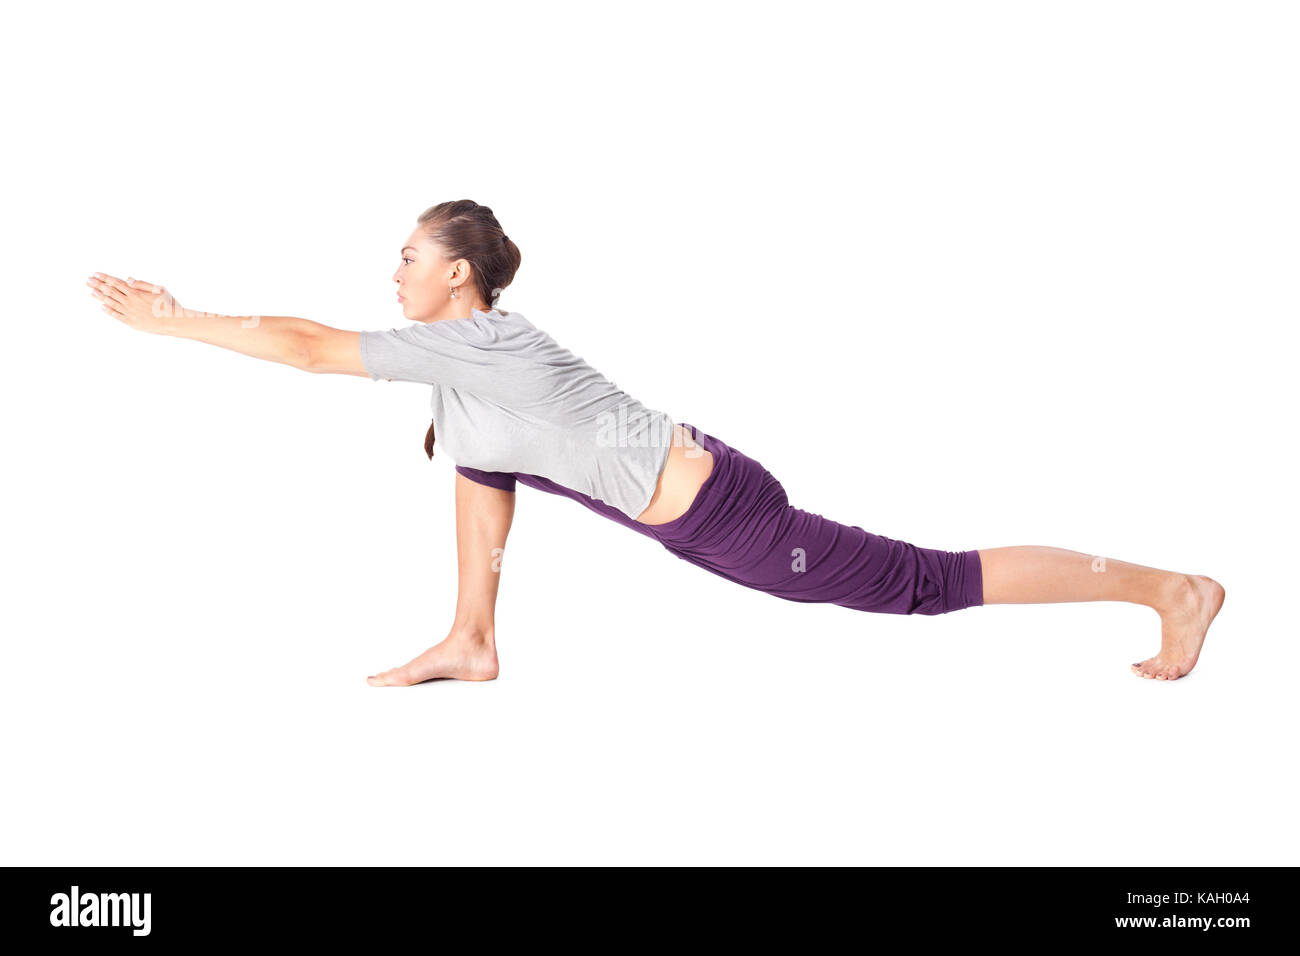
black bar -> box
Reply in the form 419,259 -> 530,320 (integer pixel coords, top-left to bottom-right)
4,865 -> 1292,944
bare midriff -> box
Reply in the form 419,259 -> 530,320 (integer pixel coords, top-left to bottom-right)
634,423 -> 715,525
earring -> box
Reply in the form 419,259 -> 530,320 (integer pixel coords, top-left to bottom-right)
449,285 -> 458,299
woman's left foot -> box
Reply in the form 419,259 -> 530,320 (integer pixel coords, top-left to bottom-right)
366,630 -> 499,686
1131,574 -> 1226,680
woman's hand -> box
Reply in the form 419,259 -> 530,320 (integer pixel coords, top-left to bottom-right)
85,274 -> 336,370
87,272 -> 185,336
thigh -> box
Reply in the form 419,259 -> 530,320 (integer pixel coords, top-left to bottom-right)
763,508 -> 982,615
667,475 -> 982,616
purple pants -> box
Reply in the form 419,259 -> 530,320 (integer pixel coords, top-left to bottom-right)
456,422 -> 983,616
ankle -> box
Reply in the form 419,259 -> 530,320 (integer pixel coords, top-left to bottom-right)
449,622 -> 496,648
1152,573 -> 1194,616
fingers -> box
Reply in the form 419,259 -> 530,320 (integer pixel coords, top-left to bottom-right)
86,275 -> 127,306
94,273 -> 136,297
95,292 -> 124,317
126,276 -> 162,294
88,273 -> 162,298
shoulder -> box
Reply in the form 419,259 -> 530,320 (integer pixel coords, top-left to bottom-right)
384,315 -> 492,346
376,310 -> 541,351
469,309 -> 545,346
474,308 -> 534,328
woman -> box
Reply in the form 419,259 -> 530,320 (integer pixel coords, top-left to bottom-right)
87,199 -> 1225,686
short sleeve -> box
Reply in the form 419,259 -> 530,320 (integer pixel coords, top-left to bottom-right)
455,465 -> 517,492
358,331 -> 393,381
358,319 -> 524,402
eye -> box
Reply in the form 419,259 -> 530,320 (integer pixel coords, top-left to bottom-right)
401,258 -> 413,265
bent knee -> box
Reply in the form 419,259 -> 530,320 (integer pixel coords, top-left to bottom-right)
908,546 -> 984,615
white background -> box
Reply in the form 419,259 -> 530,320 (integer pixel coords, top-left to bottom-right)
2,1 -> 1295,865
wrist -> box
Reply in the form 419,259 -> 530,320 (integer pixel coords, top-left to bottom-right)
164,306 -> 234,339
160,305 -> 207,338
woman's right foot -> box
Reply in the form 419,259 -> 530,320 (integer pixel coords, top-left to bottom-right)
367,629 -> 499,686
1132,574 -> 1226,680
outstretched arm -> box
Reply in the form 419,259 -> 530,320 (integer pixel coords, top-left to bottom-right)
88,272 -> 366,376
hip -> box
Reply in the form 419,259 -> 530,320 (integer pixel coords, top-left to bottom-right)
640,423 -> 789,553
635,423 -> 718,525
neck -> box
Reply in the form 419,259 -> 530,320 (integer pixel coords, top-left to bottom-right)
438,301 -> 491,322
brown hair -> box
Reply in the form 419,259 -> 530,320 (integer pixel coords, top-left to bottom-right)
416,199 -> 521,460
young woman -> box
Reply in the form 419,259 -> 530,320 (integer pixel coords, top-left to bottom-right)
88,199 -> 1225,686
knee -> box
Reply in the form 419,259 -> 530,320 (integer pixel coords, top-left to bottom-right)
909,546 -> 984,615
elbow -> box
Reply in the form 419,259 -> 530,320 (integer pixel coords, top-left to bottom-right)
296,330 -> 325,373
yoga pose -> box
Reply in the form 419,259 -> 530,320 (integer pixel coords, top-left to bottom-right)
88,199 -> 1225,685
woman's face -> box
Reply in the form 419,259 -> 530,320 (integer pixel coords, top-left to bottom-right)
392,226 -> 475,323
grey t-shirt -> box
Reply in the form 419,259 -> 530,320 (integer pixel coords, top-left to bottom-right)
359,308 -> 676,520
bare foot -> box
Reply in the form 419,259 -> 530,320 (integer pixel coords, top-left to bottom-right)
367,629 -> 499,686
1131,575 -> 1225,681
